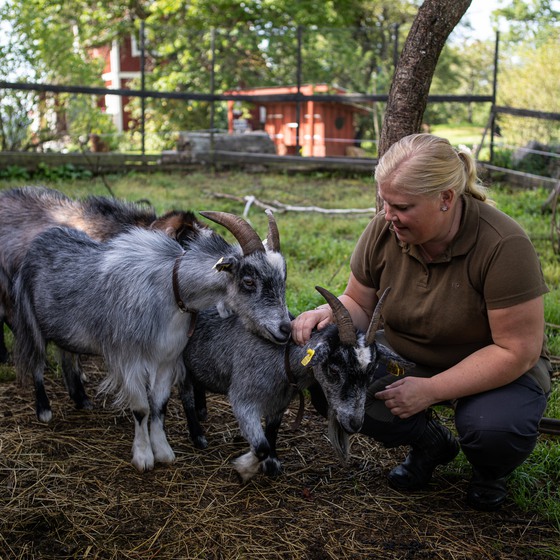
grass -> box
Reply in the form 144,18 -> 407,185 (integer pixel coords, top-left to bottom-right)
431,123 -> 486,149
0,168 -> 559,529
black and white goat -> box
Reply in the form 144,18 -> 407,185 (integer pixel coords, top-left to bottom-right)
12,210 -> 291,472
0,186 -> 201,408
180,286 -> 412,482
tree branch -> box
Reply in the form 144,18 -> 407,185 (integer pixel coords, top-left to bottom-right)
211,192 -> 376,216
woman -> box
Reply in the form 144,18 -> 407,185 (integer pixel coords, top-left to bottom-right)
292,133 -> 552,511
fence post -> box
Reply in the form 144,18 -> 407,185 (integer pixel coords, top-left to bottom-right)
489,30 -> 500,164
140,20 -> 146,157
296,25 -> 303,156
210,27 -> 216,166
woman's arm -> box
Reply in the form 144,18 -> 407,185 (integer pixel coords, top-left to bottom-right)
375,296 -> 545,418
291,273 -> 378,345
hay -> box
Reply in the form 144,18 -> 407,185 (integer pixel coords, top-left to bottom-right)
0,357 -> 557,559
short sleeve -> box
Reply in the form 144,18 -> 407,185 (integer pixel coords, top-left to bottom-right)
349,214 -> 388,289
483,234 -> 548,309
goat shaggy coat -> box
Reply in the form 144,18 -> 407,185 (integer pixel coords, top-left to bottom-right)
0,186 -> 199,411
181,287 -> 412,482
13,212 -> 290,472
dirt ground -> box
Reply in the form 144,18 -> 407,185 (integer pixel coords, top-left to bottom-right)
1,357 -> 558,560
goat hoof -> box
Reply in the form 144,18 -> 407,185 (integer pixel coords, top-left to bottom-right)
262,458 -> 283,477
131,452 -> 155,472
193,436 -> 208,449
37,409 -> 53,423
154,448 -> 176,465
233,451 -> 261,483
74,398 -> 94,411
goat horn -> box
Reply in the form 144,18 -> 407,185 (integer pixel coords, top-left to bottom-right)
315,286 -> 357,346
199,211 -> 265,256
365,287 -> 391,346
265,209 -> 281,252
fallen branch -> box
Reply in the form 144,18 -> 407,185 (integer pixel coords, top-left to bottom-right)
212,192 -> 376,216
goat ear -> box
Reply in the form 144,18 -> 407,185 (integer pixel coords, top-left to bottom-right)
213,256 -> 236,273
301,339 -> 331,366
375,343 -> 415,373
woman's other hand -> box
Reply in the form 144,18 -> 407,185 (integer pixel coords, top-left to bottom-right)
375,377 -> 436,419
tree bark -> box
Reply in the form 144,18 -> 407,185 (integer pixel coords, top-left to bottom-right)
378,0 -> 472,157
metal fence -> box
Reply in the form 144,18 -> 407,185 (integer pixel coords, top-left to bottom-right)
0,21 -> 500,157
1,21 -> 558,176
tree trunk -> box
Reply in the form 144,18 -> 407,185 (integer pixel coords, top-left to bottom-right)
378,0 -> 472,157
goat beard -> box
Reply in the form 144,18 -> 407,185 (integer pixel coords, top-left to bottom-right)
327,409 -> 350,461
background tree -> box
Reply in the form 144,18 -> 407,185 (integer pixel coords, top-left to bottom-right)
378,0 -> 472,155
1,0 -> 420,150
2,0 -> 555,156
427,39 -> 495,127
0,0 -> 121,150
494,0 -> 560,45
130,0 -> 419,149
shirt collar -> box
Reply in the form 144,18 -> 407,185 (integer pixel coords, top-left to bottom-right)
451,194 -> 479,257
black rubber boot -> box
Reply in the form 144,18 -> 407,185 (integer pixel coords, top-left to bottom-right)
387,415 -> 460,491
466,469 -> 507,511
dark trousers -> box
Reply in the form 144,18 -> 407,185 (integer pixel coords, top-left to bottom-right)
310,360 -> 549,479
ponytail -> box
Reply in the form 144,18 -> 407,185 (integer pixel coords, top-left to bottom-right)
376,134 -> 494,205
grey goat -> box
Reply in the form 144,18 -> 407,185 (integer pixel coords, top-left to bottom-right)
181,286 -> 411,482
12,210 -> 291,471
0,186 -> 197,409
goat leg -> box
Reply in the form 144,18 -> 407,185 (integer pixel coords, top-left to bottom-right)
193,381 -> 208,421
261,413 -> 284,477
148,365 -> 176,465
0,323 -> 8,364
178,375 -> 208,449
131,409 -> 154,472
34,374 -> 53,423
232,405 -> 280,482
58,349 -> 93,410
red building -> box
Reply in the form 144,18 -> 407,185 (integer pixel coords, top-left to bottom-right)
89,35 -> 143,132
225,84 -> 369,157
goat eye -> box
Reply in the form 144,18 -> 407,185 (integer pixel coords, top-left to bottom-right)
242,276 -> 256,290
326,365 -> 341,382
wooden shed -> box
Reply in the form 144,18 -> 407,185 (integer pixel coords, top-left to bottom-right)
225,84 -> 369,157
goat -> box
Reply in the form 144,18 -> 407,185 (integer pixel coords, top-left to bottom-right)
12,209 -> 291,472
180,286 -> 412,482
0,186 -> 198,408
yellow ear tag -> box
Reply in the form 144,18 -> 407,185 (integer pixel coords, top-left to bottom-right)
387,361 -> 405,376
301,348 -> 315,366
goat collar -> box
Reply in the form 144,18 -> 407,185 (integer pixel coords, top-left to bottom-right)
172,250 -> 198,336
284,344 -> 305,431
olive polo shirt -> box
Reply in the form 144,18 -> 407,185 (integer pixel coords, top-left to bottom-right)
350,194 -> 551,390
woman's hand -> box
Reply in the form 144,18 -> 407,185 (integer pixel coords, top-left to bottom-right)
292,273 -> 379,345
291,307 -> 332,345
375,377 -> 436,419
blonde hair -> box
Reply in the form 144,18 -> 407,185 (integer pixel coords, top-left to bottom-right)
374,133 -> 491,203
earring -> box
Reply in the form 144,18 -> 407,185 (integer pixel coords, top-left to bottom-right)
441,206 -> 449,212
